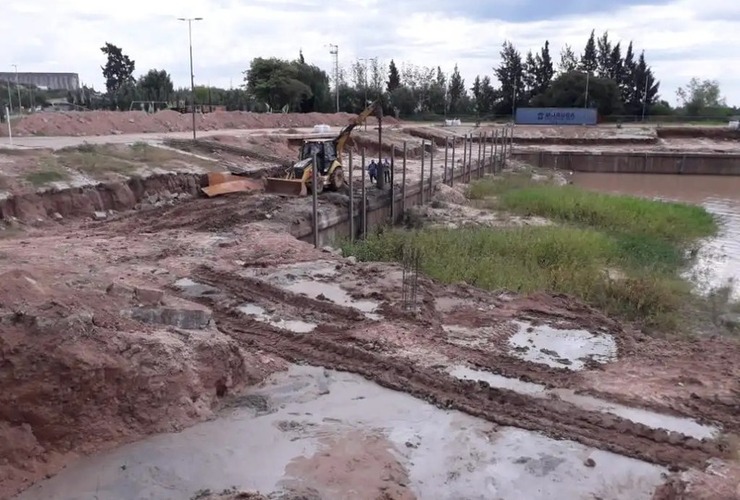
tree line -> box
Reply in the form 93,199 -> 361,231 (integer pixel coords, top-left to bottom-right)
10,35 -> 735,120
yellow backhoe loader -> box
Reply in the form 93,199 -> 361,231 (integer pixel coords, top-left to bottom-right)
264,99 -> 379,196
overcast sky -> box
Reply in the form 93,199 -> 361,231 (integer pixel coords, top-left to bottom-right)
3,0 -> 740,106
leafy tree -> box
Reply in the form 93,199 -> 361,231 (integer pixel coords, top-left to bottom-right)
447,64 -> 466,114
471,75 -> 482,114
245,57 -> 312,111
138,69 -> 174,106
626,52 -> 659,117
608,43 -> 623,83
100,42 -> 136,109
494,41 -> 524,114
596,31 -> 612,78
580,30 -> 598,74
479,76 -> 497,115
533,71 -> 621,115
523,51 -> 538,98
535,41 -> 554,95
428,66 -> 447,115
620,42 -> 636,105
386,60 -> 401,92
676,78 -> 727,116
292,57 -> 333,112
558,44 -> 578,74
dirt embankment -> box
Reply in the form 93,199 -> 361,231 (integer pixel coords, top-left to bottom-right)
2,110 -> 399,138
0,266 -> 283,498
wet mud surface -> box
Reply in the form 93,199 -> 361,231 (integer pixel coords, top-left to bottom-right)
1,163 -> 740,497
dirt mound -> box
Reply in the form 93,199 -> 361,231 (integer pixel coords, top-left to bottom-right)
432,183 -> 467,205
4,110 -> 400,138
0,265 -> 282,498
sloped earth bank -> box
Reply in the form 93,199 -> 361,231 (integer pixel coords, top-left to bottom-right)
1,186 -> 739,498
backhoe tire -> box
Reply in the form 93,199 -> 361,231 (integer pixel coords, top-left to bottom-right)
330,168 -> 345,191
308,176 -> 324,195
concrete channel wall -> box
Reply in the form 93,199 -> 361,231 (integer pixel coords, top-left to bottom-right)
299,153 -> 503,247
512,150 -> 740,175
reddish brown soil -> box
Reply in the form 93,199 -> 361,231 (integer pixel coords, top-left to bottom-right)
3,110 -> 398,137
1,175 -> 739,497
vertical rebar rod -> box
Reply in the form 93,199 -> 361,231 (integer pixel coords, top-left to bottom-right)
312,152 -> 319,248
463,134 -> 469,183
444,137 -> 449,184
348,149 -> 354,241
429,141 -> 434,198
361,148 -> 367,239
477,132 -> 483,179
450,139 -> 456,187
401,141 -> 407,215
420,139 -> 425,204
390,146 -> 396,223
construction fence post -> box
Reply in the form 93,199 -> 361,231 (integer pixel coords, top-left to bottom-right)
450,139 -> 456,188
348,149 -> 354,241
476,133 -> 483,179
401,141 -> 407,217
462,135 -> 467,184
361,148 -> 367,239
312,152 -> 319,248
429,141 -> 434,198
420,140 -> 425,204
390,146 -> 395,224
492,128 -> 498,174
444,137 -> 449,184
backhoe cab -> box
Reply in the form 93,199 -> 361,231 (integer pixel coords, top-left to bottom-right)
264,99 -> 379,196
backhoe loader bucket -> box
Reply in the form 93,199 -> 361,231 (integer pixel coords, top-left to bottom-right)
201,172 -> 263,198
265,177 -> 308,196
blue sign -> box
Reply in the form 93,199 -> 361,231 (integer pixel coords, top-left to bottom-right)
515,107 -> 598,125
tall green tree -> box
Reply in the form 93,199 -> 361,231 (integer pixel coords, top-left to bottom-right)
494,41 -> 524,114
447,64 -> 466,114
620,42 -> 636,105
580,30 -> 598,74
596,31 -> 612,78
100,42 -> 136,109
628,52 -> 659,116
535,41 -> 555,95
533,71 -> 621,115
245,57 -> 312,111
523,51 -> 538,98
137,69 -> 174,106
558,44 -> 578,74
608,43 -> 623,83
471,75 -> 482,114
479,76 -> 497,115
676,78 -> 728,116
386,60 -> 401,92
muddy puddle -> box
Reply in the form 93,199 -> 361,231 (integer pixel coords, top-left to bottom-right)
509,320 -> 617,370
243,261 -> 382,320
450,366 -> 719,441
572,172 -> 740,298
19,366 -> 668,500
238,303 -> 317,333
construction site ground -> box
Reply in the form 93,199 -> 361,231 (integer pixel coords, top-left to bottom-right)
1,114 -> 739,499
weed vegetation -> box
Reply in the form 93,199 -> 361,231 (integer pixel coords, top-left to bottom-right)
341,174 -> 720,332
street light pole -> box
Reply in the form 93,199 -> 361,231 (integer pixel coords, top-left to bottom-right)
11,65 -> 21,113
178,17 -> 203,140
584,72 -> 590,108
6,74 -> 12,115
328,43 -> 339,112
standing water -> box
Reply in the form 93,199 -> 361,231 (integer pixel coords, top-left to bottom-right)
571,173 -> 740,298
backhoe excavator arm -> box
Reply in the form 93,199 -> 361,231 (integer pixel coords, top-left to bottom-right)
333,99 -> 379,159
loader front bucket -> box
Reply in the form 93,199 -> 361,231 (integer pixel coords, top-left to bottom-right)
265,177 -> 307,196
201,178 -> 263,197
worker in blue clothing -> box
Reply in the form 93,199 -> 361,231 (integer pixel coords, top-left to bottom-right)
368,160 -> 378,184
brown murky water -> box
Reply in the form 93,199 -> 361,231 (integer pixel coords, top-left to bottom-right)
571,173 -> 740,298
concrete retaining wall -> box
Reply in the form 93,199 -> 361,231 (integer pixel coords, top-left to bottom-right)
512,150 -> 740,175
299,155 -> 502,246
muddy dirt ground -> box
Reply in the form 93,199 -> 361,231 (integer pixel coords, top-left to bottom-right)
1,162 -> 739,499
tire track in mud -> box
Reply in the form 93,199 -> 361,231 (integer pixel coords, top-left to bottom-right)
185,267 -> 728,471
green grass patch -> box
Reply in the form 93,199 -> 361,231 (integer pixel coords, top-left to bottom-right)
470,177 -> 717,243
342,226 -> 692,330
342,175 -> 721,333
25,169 -> 69,185
57,145 -> 136,177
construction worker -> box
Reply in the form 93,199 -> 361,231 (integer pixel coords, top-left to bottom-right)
368,160 -> 378,184
383,158 -> 391,183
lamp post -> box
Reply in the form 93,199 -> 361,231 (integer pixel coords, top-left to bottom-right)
177,17 -> 203,140
11,65 -> 21,113
328,43 -> 339,112
584,71 -> 590,108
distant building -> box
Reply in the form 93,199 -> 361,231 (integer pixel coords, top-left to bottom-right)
0,72 -> 80,91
